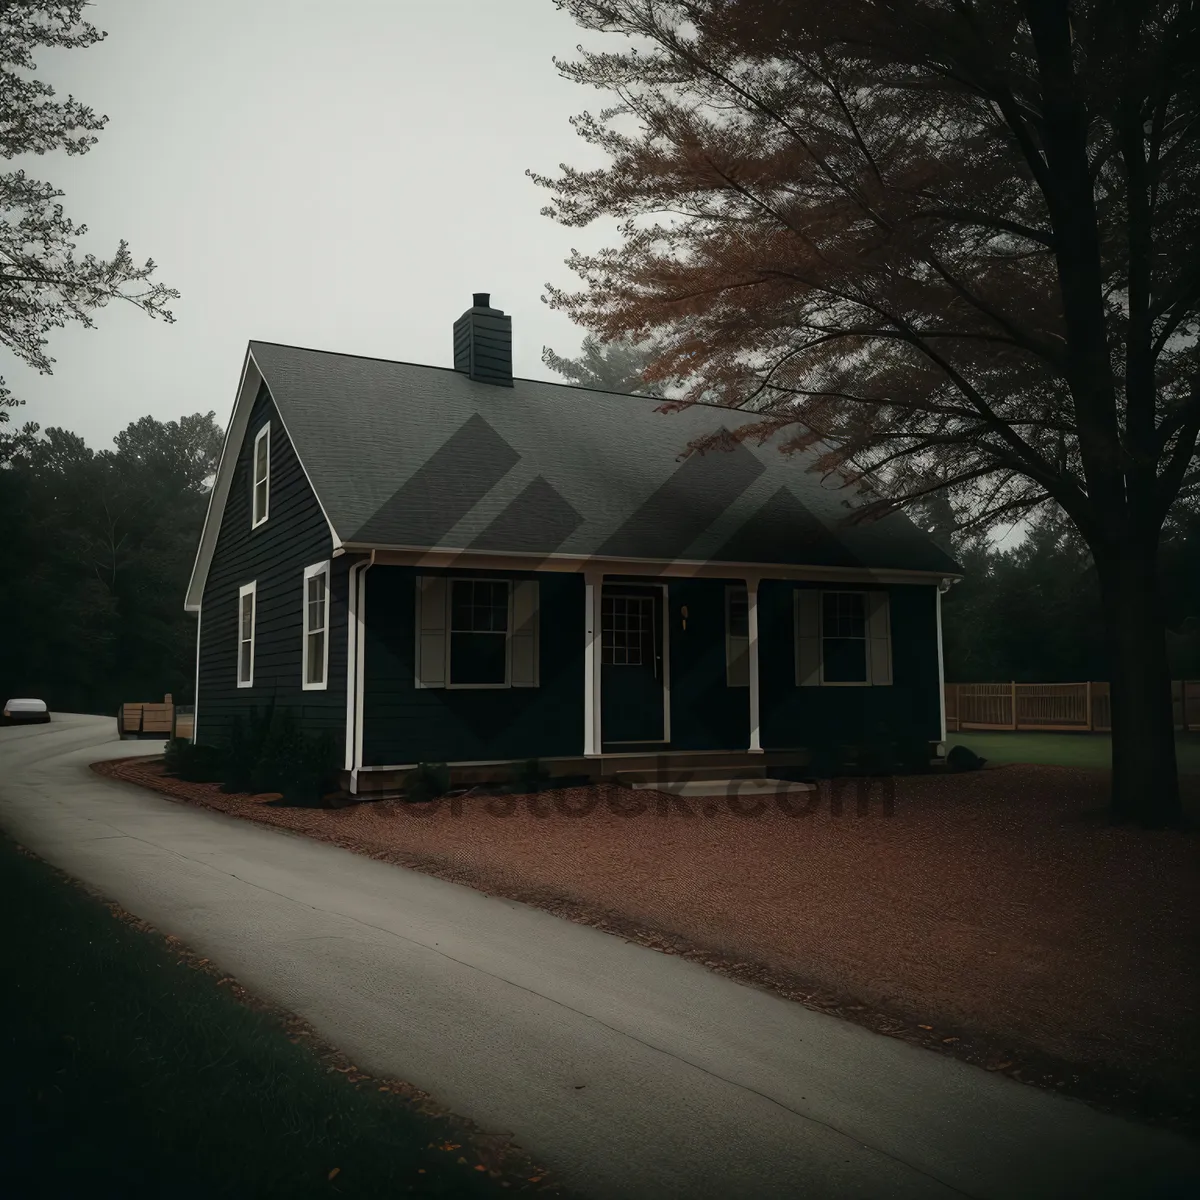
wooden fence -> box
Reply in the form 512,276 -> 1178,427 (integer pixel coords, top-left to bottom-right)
944,680 -> 1200,733
117,694 -> 192,740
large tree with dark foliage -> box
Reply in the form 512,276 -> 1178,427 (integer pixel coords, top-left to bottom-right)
0,0 -> 177,458
531,0 -> 1200,827
0,412 -> 222,713
542,331 -> 671,394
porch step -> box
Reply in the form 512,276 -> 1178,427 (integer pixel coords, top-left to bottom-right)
630,776 -> 815,797
615,765 -> 769,785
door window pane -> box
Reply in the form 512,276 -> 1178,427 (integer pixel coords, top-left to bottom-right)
601,594 -> 655,668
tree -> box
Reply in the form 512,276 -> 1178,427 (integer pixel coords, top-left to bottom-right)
531,0 -> 1200,827
0,412 -> 222,713
940,513 -> 1112,682
542,331 -> 670,394
0,0 -> 178,453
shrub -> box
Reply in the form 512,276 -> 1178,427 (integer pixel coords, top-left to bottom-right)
163,738 -> 224,783
221,702 -> 277,794
510,757 -> 551,794
216,703 -> 338,803
946,744 -> 988,772
404,762 -> 451,803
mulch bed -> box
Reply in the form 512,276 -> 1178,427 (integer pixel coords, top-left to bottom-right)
94,756 -> 1200,1138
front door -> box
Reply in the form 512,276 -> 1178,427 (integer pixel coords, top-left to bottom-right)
600,584 -> 666,748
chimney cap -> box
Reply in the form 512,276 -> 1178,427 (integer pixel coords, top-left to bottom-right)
472,292 -> 491,309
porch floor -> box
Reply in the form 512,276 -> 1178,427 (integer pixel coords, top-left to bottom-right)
348,748 -> 814,797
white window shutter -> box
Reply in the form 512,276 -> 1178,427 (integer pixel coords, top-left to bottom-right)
867,590 -> 893,685
795,589 -> 821,686
510,580 -> 540,687
727,635 -> 749,687
726,587 -> 749,687
415,576 -> 447,688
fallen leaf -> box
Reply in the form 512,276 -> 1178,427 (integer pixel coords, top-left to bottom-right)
918,1024 -> 933,1030
987,1060 -> 1014,1071
327,1167 -> 340,1180
942,1037 -> 959,1044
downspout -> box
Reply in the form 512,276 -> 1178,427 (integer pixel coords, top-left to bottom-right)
346,550 -> 376,795
936,577 -> 957,748
192,607 -> 202,744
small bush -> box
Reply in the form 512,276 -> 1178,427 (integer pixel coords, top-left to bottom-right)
404,762 -> 450,803
947,744 -> 988,772
221,702 -> 277,794
217,703 -> 339,803
163,738 -> 224,783
503,758 -> 551,794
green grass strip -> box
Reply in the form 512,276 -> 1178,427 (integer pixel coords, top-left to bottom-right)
947,730 -> 1200,774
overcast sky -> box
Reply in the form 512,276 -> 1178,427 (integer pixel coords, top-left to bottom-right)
9,0 -> 628,449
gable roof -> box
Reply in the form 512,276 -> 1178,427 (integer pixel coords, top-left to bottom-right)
185,339 -> 960,610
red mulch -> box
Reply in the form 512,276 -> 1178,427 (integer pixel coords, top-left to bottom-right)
93,756 -> 1200,1136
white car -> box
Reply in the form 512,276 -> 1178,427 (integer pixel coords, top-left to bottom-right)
2,698 -> 51,725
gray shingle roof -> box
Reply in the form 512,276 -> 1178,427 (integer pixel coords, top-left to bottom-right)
249,340 -> 960,575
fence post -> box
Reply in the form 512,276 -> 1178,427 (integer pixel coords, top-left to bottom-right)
1085,681 -> 1092,731
1010,681 -> 1018,729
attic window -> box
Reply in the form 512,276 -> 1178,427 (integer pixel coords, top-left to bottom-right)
251,422 -> 270,528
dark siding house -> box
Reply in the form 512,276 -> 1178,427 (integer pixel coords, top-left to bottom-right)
194,381 -> 348,750
185,293 -> 962,795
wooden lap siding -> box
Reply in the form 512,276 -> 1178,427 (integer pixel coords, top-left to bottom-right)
196,382 -> 347,750
759,581 -> 941,750
361,565 -> 584,766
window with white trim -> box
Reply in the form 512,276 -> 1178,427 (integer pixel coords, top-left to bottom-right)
795,588 -> 892,687
251,422 -> 270,528
302,561 -> 330,689
448,578 -> 511,686
237,582 -> 257,687
414,576 -> 539,690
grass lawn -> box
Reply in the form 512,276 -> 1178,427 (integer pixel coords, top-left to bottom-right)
946,729 -> 1200,774
0,833 -> 557,1198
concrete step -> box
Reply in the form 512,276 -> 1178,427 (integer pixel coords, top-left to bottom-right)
630,776 -> 815,797
615,765 -> 769,785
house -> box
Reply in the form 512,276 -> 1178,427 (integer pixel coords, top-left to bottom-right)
184,294 -> 962,796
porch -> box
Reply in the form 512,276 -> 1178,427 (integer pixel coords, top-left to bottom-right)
345,552 -> 945,796
345,746 -> 815,799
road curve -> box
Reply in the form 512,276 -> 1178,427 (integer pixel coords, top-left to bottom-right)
1,714 -> 1197,1200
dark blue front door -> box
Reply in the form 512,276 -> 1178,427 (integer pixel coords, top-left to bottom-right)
600,585 -> 666,747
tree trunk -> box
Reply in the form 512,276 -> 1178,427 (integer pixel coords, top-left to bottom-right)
1093,543 -> 1182,828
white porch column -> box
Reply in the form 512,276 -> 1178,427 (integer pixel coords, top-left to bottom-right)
747,576 -> 763,753
584,569 -> 603,755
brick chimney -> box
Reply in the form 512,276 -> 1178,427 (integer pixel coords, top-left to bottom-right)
453,292 -> 513,387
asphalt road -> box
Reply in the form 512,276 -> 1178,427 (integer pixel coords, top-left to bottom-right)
2,714 -> 1198,1200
